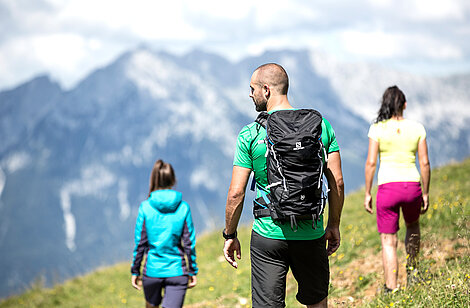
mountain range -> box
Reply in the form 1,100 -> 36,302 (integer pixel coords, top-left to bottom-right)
0,47 -> 469,298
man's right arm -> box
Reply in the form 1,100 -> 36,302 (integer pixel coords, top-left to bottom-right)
223,166 -> 251,268
324,151 -> 344,256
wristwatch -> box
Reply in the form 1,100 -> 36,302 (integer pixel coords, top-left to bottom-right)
222,229 -> 237,240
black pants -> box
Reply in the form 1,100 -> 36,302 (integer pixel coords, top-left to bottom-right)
142,275 -> 188,308
250,230 -> 329,308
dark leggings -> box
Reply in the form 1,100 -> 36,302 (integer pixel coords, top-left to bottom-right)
142,275 -> 188,308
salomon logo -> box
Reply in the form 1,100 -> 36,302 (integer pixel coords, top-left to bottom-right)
294,142 -> 304,151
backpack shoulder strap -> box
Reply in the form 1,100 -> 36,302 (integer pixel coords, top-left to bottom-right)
255,111 -> 269,128
306,108 -> 322,119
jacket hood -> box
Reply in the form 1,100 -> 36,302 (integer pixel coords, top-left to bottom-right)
148,190 -> 182,213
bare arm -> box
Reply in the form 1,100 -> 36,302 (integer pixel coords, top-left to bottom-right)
364,138 -> 379,214
223,166 -> 251,268
417,137 -> 430,213
225,166 -> 251,233
324,151 -> 344,256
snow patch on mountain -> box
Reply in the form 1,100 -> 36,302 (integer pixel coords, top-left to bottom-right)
2,152 -> 31,174
104,145 -> 135,165
138,126 -> 170,164
118,179 -> 131,221
126,50 -> 239,157
60,165 -> 116,251
167,99 -> 237,157
126,51 -> 171,99
193,197 -> 217,231
190,167 -> 218,191
0,168 -> 4,199
59,189 -> 77,252
226,87 -> 257,120
103,125 -> 170,168
280,55 -> 301,74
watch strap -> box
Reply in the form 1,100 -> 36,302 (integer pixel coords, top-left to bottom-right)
222,229 -> 237,239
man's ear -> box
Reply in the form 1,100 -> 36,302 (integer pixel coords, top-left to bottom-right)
263,84 -> 270,99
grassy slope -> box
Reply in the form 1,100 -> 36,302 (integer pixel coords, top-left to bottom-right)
1,159 -> 469,308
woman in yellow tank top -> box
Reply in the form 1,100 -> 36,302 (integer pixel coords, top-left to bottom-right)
364,86 -> 430,292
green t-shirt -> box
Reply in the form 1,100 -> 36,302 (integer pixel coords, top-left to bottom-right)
233,111 -> 340,240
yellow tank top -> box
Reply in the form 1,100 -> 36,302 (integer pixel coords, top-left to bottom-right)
368,119 -> 426,185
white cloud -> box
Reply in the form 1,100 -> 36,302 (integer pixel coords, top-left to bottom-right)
407,0 -> 466,21
340,30 -> 402,58
31,34 -> 87,70
368,0 -> 393,8
0,34 -> 127,89
58,0 -> 204,40
184,0 -> 253,20
340,30 -> 463,60
366,0 -> 469,21
0,0 -> 469,89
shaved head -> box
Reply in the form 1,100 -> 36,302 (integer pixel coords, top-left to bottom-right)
253,63 -> 289,95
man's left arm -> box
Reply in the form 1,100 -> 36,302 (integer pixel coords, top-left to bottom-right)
324,151 -> 345,256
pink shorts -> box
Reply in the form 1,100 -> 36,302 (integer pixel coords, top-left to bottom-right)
376,182 -> 422,234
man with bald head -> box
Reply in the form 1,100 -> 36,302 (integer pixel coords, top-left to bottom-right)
251,64 -> 289,112
223,63 -> 344,307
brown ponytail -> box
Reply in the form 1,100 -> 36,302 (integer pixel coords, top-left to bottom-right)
375,85 -> 407,123
148,159 -> 176,197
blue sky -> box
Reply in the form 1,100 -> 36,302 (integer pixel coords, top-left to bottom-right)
0,0 -> 469,90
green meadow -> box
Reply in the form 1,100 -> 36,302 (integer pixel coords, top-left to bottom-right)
1,158 -> 469,307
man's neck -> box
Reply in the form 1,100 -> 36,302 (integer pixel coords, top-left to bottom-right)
266,95 -> 293,112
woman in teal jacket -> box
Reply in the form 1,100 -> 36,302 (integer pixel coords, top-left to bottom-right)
131,159 -> 198,308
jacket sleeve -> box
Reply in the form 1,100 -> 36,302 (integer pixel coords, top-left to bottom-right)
131,204 -> 148,276
181,203 -> 198,276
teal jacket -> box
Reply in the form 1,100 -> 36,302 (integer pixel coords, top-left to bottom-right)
131,190 -> 198,277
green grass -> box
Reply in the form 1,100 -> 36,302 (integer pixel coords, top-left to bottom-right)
365,256 -> 470,308
329,158 -> 470,307
1,158 -> 469,307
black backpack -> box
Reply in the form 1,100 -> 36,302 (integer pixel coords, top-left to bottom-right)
252,109 -> 328,230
